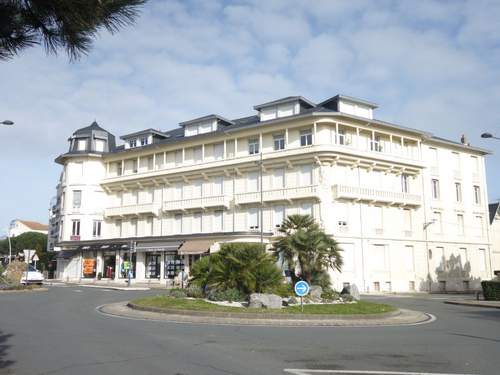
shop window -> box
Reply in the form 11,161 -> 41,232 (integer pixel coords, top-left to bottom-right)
145,253 -> 161,279
164,253 -> 184,279
82,252 -> 97,278
120,252 -> 136,279
103,252 -> 116,279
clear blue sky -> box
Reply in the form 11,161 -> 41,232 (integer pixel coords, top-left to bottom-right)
0,0 -> 499,234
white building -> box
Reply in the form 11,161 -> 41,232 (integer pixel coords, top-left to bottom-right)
49,95 -> 497,292
9,219 -> 48,237
489,203 -> 500,277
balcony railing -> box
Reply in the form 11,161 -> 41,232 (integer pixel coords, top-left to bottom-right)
333,184 -> 422,206
163,195 -> 231,212
235,185 -> 321,205
104,203 -> 160,217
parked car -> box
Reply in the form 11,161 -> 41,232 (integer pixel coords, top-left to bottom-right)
20,265 -> 44,285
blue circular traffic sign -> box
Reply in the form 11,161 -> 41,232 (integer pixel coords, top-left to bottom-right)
294,280 -> 310,297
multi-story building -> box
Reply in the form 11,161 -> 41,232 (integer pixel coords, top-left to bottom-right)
49,94 -> 496,292
489,202 -> 500,277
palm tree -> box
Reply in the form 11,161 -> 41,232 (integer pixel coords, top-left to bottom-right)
273,214 -> 343,285
0,0 -> 146,61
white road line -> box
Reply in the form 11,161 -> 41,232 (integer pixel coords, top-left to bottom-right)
73,290 -> 83,292
283,370 -> 478,375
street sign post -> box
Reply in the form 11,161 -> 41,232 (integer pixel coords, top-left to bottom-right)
294,280 -> 310,313
22,249 -> 36,285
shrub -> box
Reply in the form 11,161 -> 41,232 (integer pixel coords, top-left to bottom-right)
185,286 -> 204,299
202,243 -> 284,295
481,280 -> 500,301
166,288 -> 188,298
311,270 -> 332,290
207,288 -> 246,302
189,256 -> 211,289
269,282 -> 294,297
4,260 -> 26,284
321,288 -> 340,302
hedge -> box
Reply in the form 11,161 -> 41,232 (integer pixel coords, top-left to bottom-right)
481,281 -> 500,301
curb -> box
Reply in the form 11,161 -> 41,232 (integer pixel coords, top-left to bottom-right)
97,301 -> 435,327
79,285 -> 150,291
444,300 -> 500,309
126,302 -> 401,320
0,287 -> 49,294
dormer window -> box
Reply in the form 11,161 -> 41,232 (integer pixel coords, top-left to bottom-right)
129,139 -> 137,148
180,115 -> 234,137
254,96 -> 315,122
140,137 -> 148,146
77,139 -> 87,151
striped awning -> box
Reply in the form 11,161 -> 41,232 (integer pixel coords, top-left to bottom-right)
178,240 -> 213,255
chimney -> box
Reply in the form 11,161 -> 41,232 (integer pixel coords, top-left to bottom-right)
460,134 -> 467,144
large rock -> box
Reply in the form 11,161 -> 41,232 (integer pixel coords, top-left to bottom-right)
309,285 -> 323,302
249,293 -> 283,309
340,284 -> 361,301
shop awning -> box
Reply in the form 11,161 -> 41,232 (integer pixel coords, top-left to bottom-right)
178,240 -> 213,255
135,241 -> 183,253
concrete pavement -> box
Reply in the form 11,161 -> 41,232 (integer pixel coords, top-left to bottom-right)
1,287 -> 499,375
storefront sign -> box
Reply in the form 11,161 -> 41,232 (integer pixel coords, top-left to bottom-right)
82,259 -> 96,276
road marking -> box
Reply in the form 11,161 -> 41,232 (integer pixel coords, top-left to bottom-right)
283,370 -> 478,375
73,290 -> 83,292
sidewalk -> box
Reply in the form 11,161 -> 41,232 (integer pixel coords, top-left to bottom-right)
444,299 -> 500,309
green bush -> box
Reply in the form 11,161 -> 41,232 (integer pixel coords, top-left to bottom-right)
207,288 -> 246,302
321,288 -> 340,302
193,243 -> 284,296
269,282 -> 294,297
185,286 -> 204,299
311,270 -> 332,290
166,288 -> 188,298
481,280 -> 500,301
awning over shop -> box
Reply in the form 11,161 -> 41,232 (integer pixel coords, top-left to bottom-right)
135,241 -> 183,253
57,250 -> 77,259
178,240 -> 213,255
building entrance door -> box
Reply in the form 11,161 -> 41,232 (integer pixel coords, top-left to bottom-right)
103,253 -> 116,279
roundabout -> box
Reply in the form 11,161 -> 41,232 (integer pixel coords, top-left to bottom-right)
97,300 -> 436,327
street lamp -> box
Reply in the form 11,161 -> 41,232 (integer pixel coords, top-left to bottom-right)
1,120 -> 14,126
481,132 -> 500,140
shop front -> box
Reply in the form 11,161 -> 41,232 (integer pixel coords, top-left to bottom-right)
135,240 -> 183,282
177,239 -> 213,275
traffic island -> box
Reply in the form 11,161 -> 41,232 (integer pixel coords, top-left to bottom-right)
97,297 -> 434,327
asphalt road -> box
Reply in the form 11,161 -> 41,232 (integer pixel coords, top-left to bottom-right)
1,286 -> 499,375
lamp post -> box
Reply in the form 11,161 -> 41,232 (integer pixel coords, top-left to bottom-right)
481,133 -> 500,141
1,120 -> 14,126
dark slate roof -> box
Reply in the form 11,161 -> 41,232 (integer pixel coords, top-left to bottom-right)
318,94 -> 378,109
489,203 -> 499,224
120,128 -> 169,140
179,114 -> 234,127
253,96 -> 315,110
73,121 -> 107,135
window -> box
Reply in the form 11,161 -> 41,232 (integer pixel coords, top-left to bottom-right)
248,138 -> 259,155
145,217 -> 154,236
299,165 -> 313,186
132,159 -> 138,173
117,162 -> 122,176
213,210 -> 223,232
338,129 -> 346,145
401,174 -> 410,193
373,206 -> 383,234
478,248 -> 487,272
212,176 -> 224,196
71,220 -> 80,236
174,214 -> 183,234
175,150 -> 183,165
146,156 -> 153,171
431,179 -> 440,199
301,203 -> 313,217
372,244 -> 387,271
273,134 -> 285,151
116,219 -> 122,237
92,220 -> 102,237
475,216 -> 484,237
192,212 -> 202,233
471,156 -> 479,172
95,139 -> 105,152
129,139 -> 137,148
273,206 -> 285,228
370,135 -> 382,152
213,143 -> 224,160
300,129 -> 313,146
452,152 -> 460,171
140,137 -> 148,146
455,183 -> 462,203
433,211 -> 442,234
192,180 -> 202,198
72,190 -> 82,209
457,214 -> 464,235
193,146 -> 202,162
473,185 -> 481,204
429,147 -> 438,166
247,171 -> 259,192
248,208 -> 259,230
405,246 -> 415,272
77,139 -> 87,151
273,168 -> 285,189
130,219 -> 138,236
403,209 -> 412,233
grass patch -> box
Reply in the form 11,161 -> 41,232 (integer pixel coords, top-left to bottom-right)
131,295 -> 395,315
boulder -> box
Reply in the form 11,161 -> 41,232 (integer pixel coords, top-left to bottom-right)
309,285 -> 323,302
340,284 -> 360,301
249,293 -> 282,309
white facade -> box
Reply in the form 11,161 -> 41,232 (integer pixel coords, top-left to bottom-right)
9,219 -> 48,237
50,95 -> 497,292
489,204 -> 500,276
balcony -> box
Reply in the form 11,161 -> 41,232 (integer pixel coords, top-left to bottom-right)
333,184 -> 422,206
163,195 -> 231,212
235,185 -> 321,205
104,203 -> 160,217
